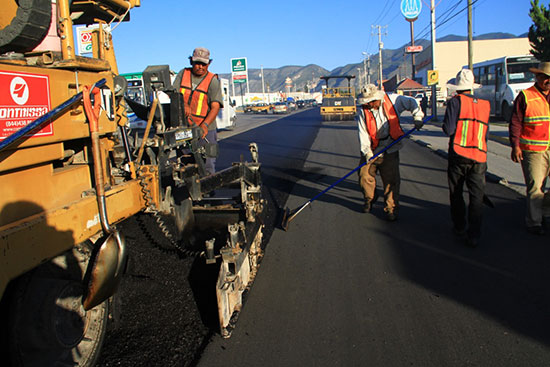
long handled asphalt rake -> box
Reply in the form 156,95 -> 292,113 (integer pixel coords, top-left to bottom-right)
280,116 -> 433,231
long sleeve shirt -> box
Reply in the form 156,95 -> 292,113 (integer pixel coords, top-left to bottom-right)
356,93 -> 424,156
508,83 -> 550,148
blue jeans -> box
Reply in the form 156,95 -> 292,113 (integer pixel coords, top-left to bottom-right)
199,129 -> 217,175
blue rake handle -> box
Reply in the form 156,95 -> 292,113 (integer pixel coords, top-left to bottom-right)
289,115 -> 434,219
0,78 -> 107,152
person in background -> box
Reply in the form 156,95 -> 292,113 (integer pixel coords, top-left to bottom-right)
509,61 -> 550,235
173,47 -> 223,175
356,84 -> 424,221
442,69 -> 490,248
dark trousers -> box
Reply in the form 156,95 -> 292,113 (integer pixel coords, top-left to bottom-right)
447,156 -> 486,239
199,129 -> 217,175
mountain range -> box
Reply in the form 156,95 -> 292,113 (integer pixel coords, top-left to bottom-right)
219,32 -> 529,93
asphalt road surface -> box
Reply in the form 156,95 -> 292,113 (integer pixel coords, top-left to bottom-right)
199,109 -> 550,366
99,108 -> 550,366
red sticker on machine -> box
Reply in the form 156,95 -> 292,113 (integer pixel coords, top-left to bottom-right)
0,71 -> 52,139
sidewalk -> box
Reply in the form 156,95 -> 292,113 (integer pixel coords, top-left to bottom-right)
403,115 -> 527,196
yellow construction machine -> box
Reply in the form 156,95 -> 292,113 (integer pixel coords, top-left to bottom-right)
0,1 -> 264,365
319,75 -> 357,121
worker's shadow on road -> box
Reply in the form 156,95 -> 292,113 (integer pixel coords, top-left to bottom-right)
384,182 -> 550,347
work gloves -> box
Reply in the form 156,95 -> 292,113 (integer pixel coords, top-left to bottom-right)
414,117 -> 423,130
363,150 -> 374,161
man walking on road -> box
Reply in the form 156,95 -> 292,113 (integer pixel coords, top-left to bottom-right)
509,61 -> 550,235
173,47 -> 223,175
442,69 -> 490,248
356,84 -> 424,221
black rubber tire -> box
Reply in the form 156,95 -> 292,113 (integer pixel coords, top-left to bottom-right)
7,242 -> 109,367
0,0 -> 52,54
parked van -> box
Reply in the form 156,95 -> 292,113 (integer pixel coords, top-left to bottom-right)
216,78 -> 237,129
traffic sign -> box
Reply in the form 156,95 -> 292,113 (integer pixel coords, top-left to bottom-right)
427,70 -> 439,85
401,0 -> 422,21
405,45 -> 423,53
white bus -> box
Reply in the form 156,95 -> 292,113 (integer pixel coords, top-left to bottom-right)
470,55 -> 539,121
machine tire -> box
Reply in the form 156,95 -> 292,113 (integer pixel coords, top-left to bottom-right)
7,242 -> 108,367
0,0 -> 52,54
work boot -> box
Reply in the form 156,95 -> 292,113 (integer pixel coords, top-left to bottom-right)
385,211 -> 398,222
453,226 -> 467,237
465,237 -> 479,248
526,225 -> 545,235
363,202 -> 372,213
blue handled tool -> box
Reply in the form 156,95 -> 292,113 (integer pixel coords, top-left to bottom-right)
0,78 -> 107,152
280,115 -> 433,231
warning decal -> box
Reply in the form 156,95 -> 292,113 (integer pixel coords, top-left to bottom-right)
0,70 -> 52,140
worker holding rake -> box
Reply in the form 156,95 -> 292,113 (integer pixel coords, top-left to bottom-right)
356,84 -> 424,221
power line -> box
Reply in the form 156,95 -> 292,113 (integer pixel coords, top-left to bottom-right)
415,0 -> 482,40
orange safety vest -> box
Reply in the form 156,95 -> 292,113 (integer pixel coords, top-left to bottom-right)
452,94 -> 490,163
519,86 -> 550,151
180,68 -> 216,126
362,93 -> 404,149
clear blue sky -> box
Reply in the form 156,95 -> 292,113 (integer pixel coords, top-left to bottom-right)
112,0 -> 536,75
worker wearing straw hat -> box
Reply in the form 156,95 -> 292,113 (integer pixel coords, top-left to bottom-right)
356,84 -> 424,221
443,69 -> 490,248
509,61 -> 550,235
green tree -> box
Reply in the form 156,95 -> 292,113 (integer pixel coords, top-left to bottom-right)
529,0 -> 550,61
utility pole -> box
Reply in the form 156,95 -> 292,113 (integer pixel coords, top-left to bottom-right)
410,20 -> 416,80
430,0 -> 437,120
367,56 -> 371,84
373,25 -> 387,90
468,0 -> 473,70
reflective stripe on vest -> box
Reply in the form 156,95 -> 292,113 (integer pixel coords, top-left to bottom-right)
180,69 -> 216,125
452,94 -> 490,162
519,86 -> 550,151
362,93 -> 404,150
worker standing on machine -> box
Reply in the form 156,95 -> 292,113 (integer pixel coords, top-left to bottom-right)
357,84 -> 424,221
173,47 -> 223,175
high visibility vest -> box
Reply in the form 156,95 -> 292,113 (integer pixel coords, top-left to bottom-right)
180,68 -> 216,126
362,93 -> 404,149
452,94 -> 490,162
519,86 -> 550,151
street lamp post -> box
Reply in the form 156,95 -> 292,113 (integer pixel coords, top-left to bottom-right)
362,52 -> 369,86
260,64 -> 266,102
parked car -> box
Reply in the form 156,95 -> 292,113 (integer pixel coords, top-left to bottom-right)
287,100 -> 297,111
296,100 -> 305,108
251,103 -> 273,114
272,101 -> 289,114
243,104 -> 254,113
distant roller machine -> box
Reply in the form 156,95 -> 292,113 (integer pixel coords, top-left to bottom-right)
320,75 -> 357,121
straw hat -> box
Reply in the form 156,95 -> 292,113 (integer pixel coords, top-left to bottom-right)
357,84 -> 385,105
529,61 -> 550,77
446,69 -> 480,91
